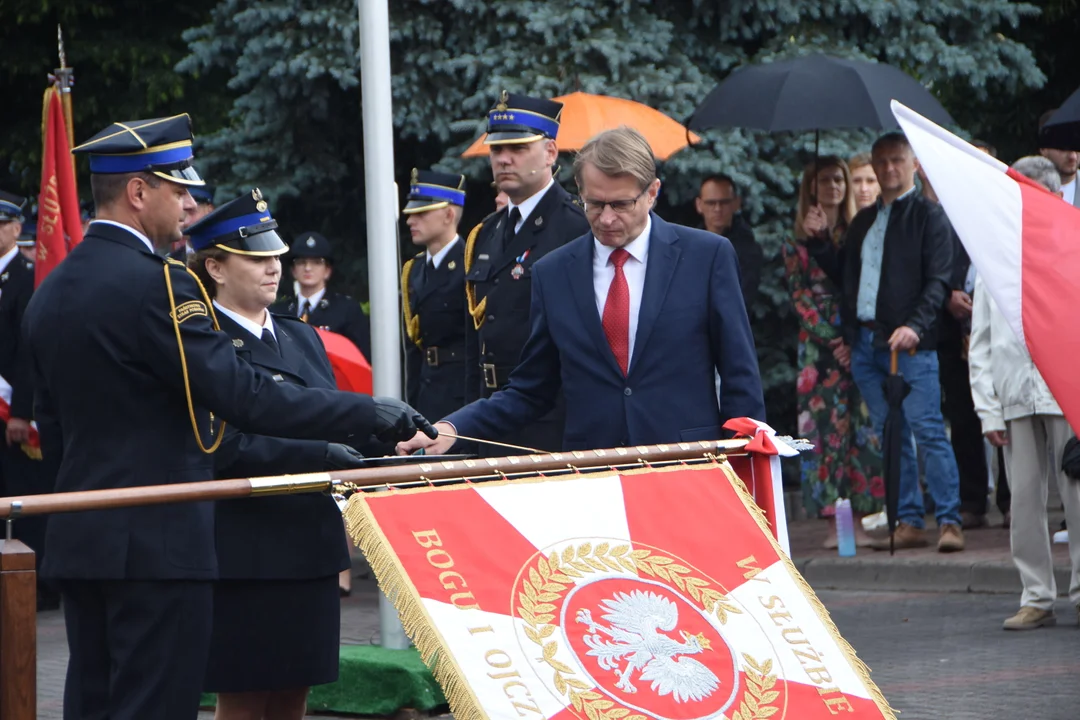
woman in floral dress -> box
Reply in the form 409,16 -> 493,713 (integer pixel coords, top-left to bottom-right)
783,156 -> 884,547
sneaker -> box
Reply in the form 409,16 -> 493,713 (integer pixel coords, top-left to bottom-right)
937,523 -> 965,553
1002,606 -> 1056,630
869,522 -> 928,551
1054,529 -> 1069,544
960,511 -> 987,529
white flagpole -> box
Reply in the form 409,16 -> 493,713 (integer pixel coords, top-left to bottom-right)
357,0 -> 410,651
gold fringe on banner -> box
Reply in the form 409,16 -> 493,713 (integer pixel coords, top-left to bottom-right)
715,462 -> 898,720
344,460 -> 895,720
344,494 -> 489,720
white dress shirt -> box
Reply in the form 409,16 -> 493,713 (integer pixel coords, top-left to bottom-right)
1061,177 -> 1077,207
507,179 -> 554,232
293,283 -> 327,317
213,300 -> 277,341
427,235 -> 461,269
91,219 -> 154,254
0,245 -> 18,276
593,216 -> 652,368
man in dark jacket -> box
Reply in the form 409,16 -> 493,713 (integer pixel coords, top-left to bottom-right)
695,174 -> 762,310
816,132 -> 964,553
271,231 -> 372,359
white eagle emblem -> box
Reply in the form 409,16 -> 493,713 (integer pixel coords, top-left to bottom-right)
576,590 -> 720,703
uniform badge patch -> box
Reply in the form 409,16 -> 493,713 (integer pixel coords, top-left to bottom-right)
171,300 -> 209,324
448,260 -> 457,270
232,338 -> 245,348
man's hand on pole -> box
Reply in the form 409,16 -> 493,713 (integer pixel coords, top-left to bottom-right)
396,420 -> 456,456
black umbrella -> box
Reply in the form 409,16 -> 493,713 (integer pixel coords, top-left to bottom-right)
1040,84 -> 1080,151
687,54 -> 956,197
881,349 -> 911,555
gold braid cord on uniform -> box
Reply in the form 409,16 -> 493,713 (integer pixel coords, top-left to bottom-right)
163,259 -> 226,454
463,220 -> 487,330
400,256 -> 422,347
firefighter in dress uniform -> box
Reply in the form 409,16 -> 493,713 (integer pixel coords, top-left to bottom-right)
0,191 -> 58,610
401,169 -> 469,421
271,231 -> 372,360
463,91 -> 589,453
22,115 -> 433,720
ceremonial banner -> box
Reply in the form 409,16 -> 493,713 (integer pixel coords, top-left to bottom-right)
36,85 -> 83,287
346,463 -> 893,720
892,101 -> 1080,432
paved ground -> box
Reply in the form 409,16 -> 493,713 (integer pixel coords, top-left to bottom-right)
34,518 -> 1080,718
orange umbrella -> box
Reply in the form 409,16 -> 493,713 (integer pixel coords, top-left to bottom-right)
460,92 -> 700,160
315,328 -> 373,395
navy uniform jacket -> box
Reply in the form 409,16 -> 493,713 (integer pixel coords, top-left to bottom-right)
463,182 -> 589,451
212,311 -> 350,580
402,240 -> 467,421
271,290 -> 371,360
447,214 -> 766,450
0,252 -> 35,420
23,222 -> 379,580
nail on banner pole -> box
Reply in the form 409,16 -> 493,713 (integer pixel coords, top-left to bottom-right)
357,0 -> 410,651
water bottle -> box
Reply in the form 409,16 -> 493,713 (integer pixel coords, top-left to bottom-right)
835,498 -> 856,557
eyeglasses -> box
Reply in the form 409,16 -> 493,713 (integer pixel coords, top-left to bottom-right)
582,188 -> 648,217
699,198 -> 737,209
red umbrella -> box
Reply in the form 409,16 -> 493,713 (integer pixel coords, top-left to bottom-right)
315,328 -> 372,394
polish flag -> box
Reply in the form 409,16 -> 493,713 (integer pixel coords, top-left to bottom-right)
892,101 -> 1080,431
345,464 -> 894,719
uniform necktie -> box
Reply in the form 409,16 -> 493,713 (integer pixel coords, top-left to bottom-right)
602,248 -> 631,376
261,328 -> 281,356
502,207 -> 521,250
299,299 -> 310,323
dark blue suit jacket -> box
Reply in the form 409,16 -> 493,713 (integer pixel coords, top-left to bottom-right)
446,214 -> 765,450
212,311 -> 350,580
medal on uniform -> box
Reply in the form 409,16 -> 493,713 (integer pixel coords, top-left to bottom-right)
510,249 -> 531,280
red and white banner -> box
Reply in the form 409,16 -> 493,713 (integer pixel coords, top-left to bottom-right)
0,373 -> 40,459
892,101 -> 1080,431
347,463 -> 893,720
36,86 -> 83,287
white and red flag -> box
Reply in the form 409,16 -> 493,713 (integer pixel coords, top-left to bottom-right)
892,101 -> 1080,431
346,463 -> 893,720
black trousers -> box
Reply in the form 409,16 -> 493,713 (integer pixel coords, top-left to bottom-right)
60,579 -> 213,720
937,317 -> 991,515
0,438 -> 50,572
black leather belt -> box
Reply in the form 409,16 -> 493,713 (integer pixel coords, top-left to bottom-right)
424,346 -> 464,367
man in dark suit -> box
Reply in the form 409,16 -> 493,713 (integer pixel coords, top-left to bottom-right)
271,231 -> 372,359
401,169 -> 469,421
399,127 -> 765,456
463,91 -> 590,452
695,174 -> 763,310
23,115 -> 433,720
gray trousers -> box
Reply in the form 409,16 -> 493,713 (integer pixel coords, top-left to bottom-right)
1005,414 -> 1080,609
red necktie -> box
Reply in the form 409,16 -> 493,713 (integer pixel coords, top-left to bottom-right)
602,248 -> 631,375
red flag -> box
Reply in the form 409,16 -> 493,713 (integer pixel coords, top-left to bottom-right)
36,86 -> 83,287
893,102 -> 1080,432
314,328 -> 373,394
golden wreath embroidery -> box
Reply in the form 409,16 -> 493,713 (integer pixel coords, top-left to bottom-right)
516,542 -> 778,720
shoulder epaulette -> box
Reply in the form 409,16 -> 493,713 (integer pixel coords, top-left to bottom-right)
401,257 -> 422,347
464,214 -> 496,331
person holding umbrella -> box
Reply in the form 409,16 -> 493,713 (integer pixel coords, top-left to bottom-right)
784,157 -> 883,547
814,132 -> 964,553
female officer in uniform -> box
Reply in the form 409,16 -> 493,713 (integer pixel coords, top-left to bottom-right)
185,193 -> 362,720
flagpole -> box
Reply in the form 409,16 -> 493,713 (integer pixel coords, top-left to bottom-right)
356,0 -> 409,652
54,25 -> 75,150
